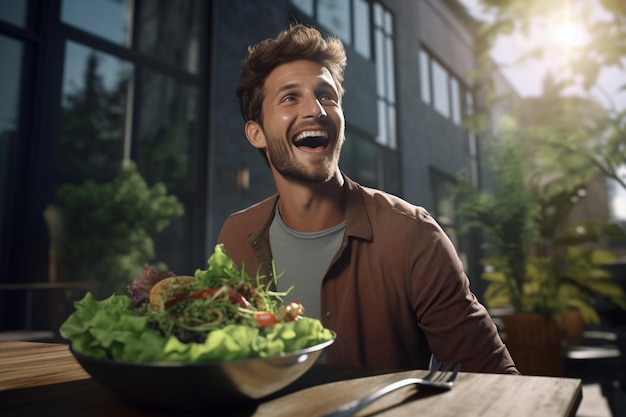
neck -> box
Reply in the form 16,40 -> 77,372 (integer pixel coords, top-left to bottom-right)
274,171 -> 346,232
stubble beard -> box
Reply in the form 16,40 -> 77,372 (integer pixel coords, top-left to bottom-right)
266,136 -> 344,184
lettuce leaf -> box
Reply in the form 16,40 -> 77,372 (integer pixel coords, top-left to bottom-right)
60,292 -> 333,362
193,244 -> 244,288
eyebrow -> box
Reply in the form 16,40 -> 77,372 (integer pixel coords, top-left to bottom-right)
274,82 -> 301,98
273,80 -> 338,99
316,81 -> 338,95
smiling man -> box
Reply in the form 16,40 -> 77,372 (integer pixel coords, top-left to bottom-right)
217,24 -> 519,374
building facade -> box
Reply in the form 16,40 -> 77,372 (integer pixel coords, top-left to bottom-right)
0,0 -> 503,331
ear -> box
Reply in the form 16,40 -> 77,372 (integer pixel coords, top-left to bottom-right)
245,121 -> 267,149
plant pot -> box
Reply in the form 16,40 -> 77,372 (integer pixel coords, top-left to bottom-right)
561,309 -> 584,345
502,314 -> 564,377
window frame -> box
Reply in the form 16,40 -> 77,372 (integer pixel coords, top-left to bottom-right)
0,0 -> 210,302
419,46 -> 470,128
290,0 -> 373,60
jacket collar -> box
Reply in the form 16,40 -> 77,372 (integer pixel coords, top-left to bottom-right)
343,174 -> 374,242
247,173 -> 374,245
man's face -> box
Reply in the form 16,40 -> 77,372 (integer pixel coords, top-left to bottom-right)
246,60 -> 345,183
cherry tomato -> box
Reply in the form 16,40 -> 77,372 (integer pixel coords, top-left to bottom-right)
254,312 -> 278,327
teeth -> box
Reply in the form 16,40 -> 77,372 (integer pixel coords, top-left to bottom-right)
294,130 -> 328,143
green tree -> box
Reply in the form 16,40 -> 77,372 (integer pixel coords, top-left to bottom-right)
471,0 -> 626,190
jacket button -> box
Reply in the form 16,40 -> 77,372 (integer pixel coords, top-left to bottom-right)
325,310 -> 332,318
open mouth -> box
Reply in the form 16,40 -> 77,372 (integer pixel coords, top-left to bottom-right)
293,130 -> 331,150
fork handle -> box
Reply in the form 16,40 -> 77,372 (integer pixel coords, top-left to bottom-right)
320,377 -> 426,417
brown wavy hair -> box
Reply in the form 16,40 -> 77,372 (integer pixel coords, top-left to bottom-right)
237,24 -> 347,124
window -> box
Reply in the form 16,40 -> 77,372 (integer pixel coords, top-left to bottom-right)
290,0 -> 396,150
340,128 -> 401,196
59,42 -> 133,177
353,0 -> 370,59
432,60 -> 450,119
0,35 -> 24,268
0,36 -> 23,143
136,68 -> 198,192
136,0 -> 201,73
317,0 -> 350,43
431,167 -> 478,285
61,0 -> 131,45
1,0 -> 208,305
57,0 -> 205,278
291,0 -> 314,17
419,49 -> 431,104
419,48 -> 467,128
450,77 -> 461,125
291,0 -> 371,60
465,90 -> 480,186
0,0 -> 28,27
373,3 -> 396,149
430,169 -> 459,247
341,132 -> 382,188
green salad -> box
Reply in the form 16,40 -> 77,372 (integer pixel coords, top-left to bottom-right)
60,244 -> 334,362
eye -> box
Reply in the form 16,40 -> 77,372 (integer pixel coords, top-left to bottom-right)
316,82 -> 339,103
319,90 -> 339,103
321,95 -> 339,107
281,95 -> 296,103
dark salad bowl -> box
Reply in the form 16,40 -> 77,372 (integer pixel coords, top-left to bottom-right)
71,334 -> 335,412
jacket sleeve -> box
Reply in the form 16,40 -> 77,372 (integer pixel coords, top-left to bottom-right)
408,212 -> 519,375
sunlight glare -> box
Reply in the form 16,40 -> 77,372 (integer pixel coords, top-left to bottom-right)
550,19 -> 586,49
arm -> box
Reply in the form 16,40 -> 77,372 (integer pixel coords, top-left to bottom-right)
409,213 -> 519,374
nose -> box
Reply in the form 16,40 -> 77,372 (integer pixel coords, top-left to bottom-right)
303,95 -> 327,119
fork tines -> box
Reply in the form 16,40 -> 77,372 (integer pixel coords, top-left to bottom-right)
425,357 -> 460,387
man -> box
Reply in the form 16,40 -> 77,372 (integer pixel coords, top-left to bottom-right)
218,24 -> 518,374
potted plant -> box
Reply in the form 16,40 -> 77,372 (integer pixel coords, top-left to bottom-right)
457,137 -> 626,376
480,204 -> 626,328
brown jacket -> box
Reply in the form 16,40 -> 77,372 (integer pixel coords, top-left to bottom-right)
217,176 -> 518,374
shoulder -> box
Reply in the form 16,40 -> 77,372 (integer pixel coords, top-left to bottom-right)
217,195 -> 277,273
351,181 -> 431,224
222,195 -> 276,226
218,195 -> 276,243
344,177 -> 446,253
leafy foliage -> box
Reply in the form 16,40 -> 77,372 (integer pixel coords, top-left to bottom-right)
458,136 -> 539,312
457,136 -> 626,324
54,161 -> 184,294
470,0 -> 626,191
481,238 -> 626,324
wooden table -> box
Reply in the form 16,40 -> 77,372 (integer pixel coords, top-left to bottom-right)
0,341 -> 582,417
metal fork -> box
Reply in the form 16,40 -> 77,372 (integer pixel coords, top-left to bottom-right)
320,358 -> 460,417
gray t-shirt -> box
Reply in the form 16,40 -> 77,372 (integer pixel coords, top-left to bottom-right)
269,205 -> 346,320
